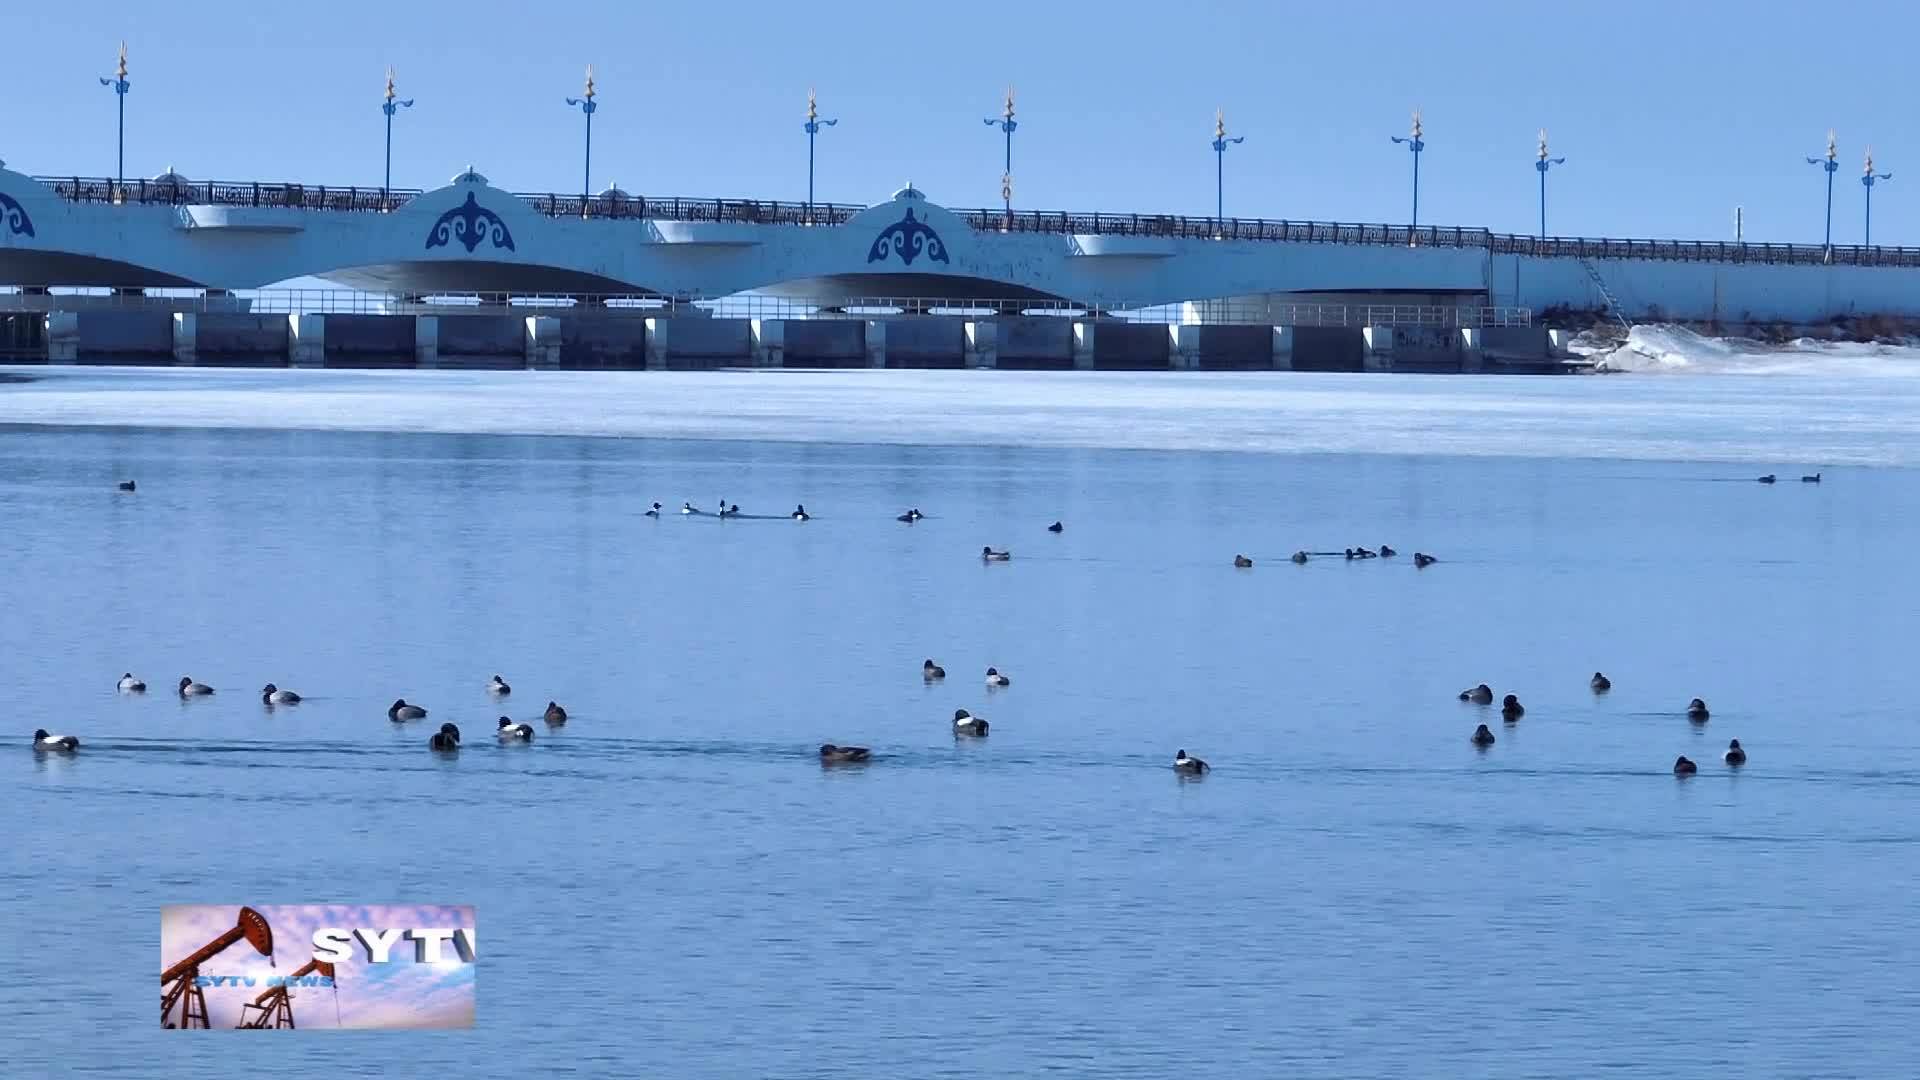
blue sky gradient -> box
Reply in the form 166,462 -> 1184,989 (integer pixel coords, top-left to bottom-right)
4,1 -> 1913,243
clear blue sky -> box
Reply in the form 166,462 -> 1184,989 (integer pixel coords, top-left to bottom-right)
4,1 -> 1912,244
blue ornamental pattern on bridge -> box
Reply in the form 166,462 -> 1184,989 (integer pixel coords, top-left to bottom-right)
0,191 -> 35,239
867,208 -> 948,266
426,192 -> 515,254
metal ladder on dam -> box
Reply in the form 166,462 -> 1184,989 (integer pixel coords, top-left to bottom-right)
1579,258 -> 1632,331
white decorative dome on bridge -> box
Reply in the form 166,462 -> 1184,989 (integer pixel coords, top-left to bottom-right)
452,167 -> 489,185
891,183 -> 926,201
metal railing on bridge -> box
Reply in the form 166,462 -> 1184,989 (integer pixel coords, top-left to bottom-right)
0,288 -> 1530,328
35,172 -> 1916,267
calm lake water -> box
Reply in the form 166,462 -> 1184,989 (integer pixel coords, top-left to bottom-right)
4,368 -> 1919,1077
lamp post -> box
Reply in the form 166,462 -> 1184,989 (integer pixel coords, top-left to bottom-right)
1211,108 -> 1245,236
1806,129 -> 1839,256
1390,109 -> 1425,234
804,89 -> 837,224
1535,128 -> 1566,239
1862,146 -> 1893,248
983,87 -> 1017,221
98,42 -> 130,196
565,65 -> 598,207
382,67 -> 414,210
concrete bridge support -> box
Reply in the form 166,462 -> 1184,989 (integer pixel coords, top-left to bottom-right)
289,314 -> 324,368
1362,326 -> 1395,372
964,320 -> 997,369
1272,326 -> 1294,370
1459,328 -> 1484,373
413,315 -> 439,369
751,319 -> 784,368
46,312 -> 78,364
172,313 -> 197,366
525,317 -> 561,369
864,320 -> 887,368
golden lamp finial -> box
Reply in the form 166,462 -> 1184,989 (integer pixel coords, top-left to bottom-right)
1865,145 -> 1876,175
115,41 -> 128,80
385,66 -> 397,102
1827,129 -> 1837,161
1411,108 -> 1423,141
1538,128 -> 1548,161
583,64 -> 596,101
1215,108 -> 1225,141
1003,86 -> 1015,122
808,88 -> 817,122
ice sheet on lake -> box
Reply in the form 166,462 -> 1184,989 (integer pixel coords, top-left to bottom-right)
3,362 -> 1919,467
1592,324 -> 1920,376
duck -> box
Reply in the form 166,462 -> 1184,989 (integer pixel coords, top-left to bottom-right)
1459,683 -> 1493,704
1590,672 -> 1612,692
728,503 -> 741,516
1234,554 -> 1253,568
1673,755 -> 1698,775
1173,749 -> 1210,774
922,659 -> 946,681
1413,552 -> 1437,568
1290,551 -> 1309,564
497,717 -> 535,741
819,743 -> 871,763
1379,545 -> 1397,557
1757,474 -> 1777,484
645,501 -> 662,517
388,698 -> 427,721
117,673 -> 146,693
1686,698 -> 1710,721
1353,546 -> 1378,559
32,728 -> 79,752
680,502 -> 696,514
897,510 -> 917,523
985,667 -> 1010,688
981,546 -> 1011,561
544,701 -> 568,724
1047,521 -> 1064,533
260,683 -> 301,705
117,480 -> 136,492
428,722 -> 461,752
1344,548 -> 1358,561
177,676 -> 214,697
1723,738 -> 1746,765
793,504 -> 810,521
952,709 -> 990,736
1501,694 -> 1525,721
488,674 -> 511,696
1801,472 -> 1821,483
1470,724 -> 1496,747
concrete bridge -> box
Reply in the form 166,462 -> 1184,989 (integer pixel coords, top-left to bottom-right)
6,161 -> 1920,326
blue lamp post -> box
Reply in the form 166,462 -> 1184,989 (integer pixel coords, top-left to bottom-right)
98,42 -> 130,197
983,88 -> 1017,221
1862,146 -> 1893,248
382,67 -> 414,210
565,65 -> 598,207
1807,129 -> 1839,256
1211,108 -> 1245,236
1535,128 -> 1566,239
804,89 -> 837,224
1390,109 -> 1425,233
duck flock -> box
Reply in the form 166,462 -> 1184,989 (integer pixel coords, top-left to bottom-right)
44,479 -> 1742,776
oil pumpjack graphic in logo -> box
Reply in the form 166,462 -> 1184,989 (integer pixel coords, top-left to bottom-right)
161,906 -> 295,1029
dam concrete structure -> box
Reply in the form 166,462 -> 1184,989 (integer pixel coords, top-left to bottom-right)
4,161 -> 1919,371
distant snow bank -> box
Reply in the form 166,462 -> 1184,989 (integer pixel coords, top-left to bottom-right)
1587,324 -> 1920,376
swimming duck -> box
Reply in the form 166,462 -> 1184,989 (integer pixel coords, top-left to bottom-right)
488,674 -> 511,696
117,480 -> 136,492
177,676 -> 214,697
1173,749 -> 1210,774
388,698 -> 427,721
985,667 -> 1010,687
117,673 -> 146,693
429,722 -> 461,752
922,659 -> 946,681
681,502 -> 696,514
1379,545 -> 1397,557
793,504 -> 810,521
1344,548 -> 1358,561
1801,472 -> 1821,483
645,502 -> 662,517
1291,551 -> 1309,564
1724,738 -> 1746,765
1459,683 -> 1493,704
1673,755 -> 1698,775
32,728 -> 79,752
1757,474 -> 1776,484
1047,521 -> 1064,533
728,503 -> 741,516
260,683 -> 301,705
953,709 -> 990,737
1590,672 -> 1612,692
1234,555 -> 1253,568
897,511 -> 917,523
1470,724 -> 1496,747
1413,553 -> 1437,568
819,743 -> 871,763
497,717 -> 535,741
981,546 -> 1011,561
1501,694 -> 1525,721
544,701 -> 568,724
1686,698 -> 1710,721
1354,546 -> 1378,559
